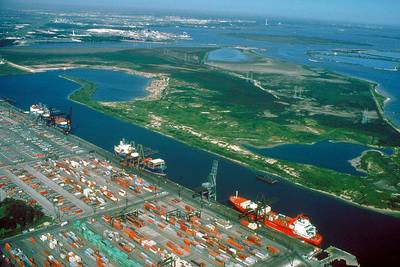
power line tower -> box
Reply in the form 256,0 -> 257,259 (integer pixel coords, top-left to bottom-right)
362,109 -> 370,124
294,86 -> 304,98
246,71 -> 253,82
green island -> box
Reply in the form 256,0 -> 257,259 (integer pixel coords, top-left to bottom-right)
0,198 -> 51,238
1,47 -> 400,214
222,32 -> 371,46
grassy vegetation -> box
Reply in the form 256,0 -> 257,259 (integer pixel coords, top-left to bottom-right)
355,149 -> 400,210
222,33 -> 371,46
373,89 -> 387,109
1,47 -> 400,212
0,198 -> 51,238
66,75 -> 98,105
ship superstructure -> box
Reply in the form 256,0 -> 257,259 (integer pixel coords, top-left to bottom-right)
143,157 -> 167,176
114,139 -> 139,158
114,139 -> 167,176
30,103 -> 72,134
30,103 -> 49,117
229,192 -> 322,246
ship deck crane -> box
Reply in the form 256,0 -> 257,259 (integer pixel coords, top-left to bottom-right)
239,194 -> 274,222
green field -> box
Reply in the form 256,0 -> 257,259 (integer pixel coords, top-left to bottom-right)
1,47 -> 400,213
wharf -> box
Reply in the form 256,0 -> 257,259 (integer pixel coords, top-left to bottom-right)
0,100 -> 359,267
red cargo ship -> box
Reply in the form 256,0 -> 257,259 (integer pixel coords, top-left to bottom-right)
229,192 -> 323,246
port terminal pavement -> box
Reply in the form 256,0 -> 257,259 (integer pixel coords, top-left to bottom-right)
0,100 -> 359,266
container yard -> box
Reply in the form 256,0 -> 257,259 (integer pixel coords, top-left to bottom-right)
2,197 -> 285,267
0,174 -> 39,205
0,100 -> 359,266
0,108 -> 83,167
95,195 -> 285,266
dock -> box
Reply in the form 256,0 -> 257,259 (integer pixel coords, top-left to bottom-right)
0,100 -> 359,267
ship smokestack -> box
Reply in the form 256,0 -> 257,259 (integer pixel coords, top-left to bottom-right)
235,191 -> 238,198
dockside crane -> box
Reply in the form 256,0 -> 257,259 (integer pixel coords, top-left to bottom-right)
204,159 -> 218,202
193,160 -> 218,203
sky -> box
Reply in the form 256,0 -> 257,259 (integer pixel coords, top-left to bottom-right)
3,0 -> 400,26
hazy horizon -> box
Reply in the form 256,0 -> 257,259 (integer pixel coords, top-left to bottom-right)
2,0 -> 400,27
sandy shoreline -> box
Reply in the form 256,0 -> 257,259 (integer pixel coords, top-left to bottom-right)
337,69 -> 400,132
371,84 -> 400,134
292,180 -> 400,217
68,91 -> 400,217
95,101 -> 400,216
6,60 -> 400,217
6,61 -> 169,101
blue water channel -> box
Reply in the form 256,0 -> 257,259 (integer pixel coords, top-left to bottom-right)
66,68 -> 150,101
207,48 -> 251,62
24,21 -> 400,127
245,141 -> 393,176
1,68 -> 399,267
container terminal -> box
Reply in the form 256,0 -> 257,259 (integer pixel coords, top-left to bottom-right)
0,100 -> 359,267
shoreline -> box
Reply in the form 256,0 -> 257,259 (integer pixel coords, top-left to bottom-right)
67,65 -> 169,101
6,61 -> 169,101
347,149 -> 386,175
371,84 -> 400,134
65,94 -> 400,217
242,138 -> 390,153
293,180 -> 400,218
333,69 -> 400,132
4,61 -> 400,216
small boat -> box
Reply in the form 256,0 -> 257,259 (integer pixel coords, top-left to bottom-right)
256,174 -> 278,184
